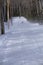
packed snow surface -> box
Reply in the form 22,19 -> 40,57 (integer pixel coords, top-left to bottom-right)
0,17 -> 43,65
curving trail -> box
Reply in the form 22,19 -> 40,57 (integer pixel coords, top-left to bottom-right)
0,17 -> 43,65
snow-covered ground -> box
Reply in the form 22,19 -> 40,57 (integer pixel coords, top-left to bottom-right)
0,17 -> 43,65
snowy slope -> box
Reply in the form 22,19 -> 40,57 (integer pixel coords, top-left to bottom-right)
0,17 -> 43,65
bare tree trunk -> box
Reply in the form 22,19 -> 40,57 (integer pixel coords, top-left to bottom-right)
0,10 -> 1,34
19,4 -> 21,16
7,0 -> 10,28
1,7 -> 5,34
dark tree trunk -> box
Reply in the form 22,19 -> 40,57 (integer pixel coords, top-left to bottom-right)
1,7 -> 5,34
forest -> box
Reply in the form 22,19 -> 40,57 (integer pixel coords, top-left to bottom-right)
0,0 -> 43,34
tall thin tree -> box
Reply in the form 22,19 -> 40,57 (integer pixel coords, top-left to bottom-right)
7,0 -> 10,28
1,0 -> 5,34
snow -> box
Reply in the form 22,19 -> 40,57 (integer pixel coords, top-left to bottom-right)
0,17 -> 43,65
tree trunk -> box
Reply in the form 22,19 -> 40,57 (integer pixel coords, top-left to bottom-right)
1,7 -> 5,34
7,0 -> 10,28
19,4 -> 21,16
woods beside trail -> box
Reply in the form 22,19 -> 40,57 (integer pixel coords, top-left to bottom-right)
0,0 -> 43,34
0,0 -> 43,65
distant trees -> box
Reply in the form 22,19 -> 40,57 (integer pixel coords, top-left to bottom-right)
31,0 -> 37,17
10,0 -> 43,18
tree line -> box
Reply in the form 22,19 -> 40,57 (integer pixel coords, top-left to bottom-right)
0,0 -> 43,34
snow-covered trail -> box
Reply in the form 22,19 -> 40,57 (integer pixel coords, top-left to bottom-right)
0,17 -> 43,65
